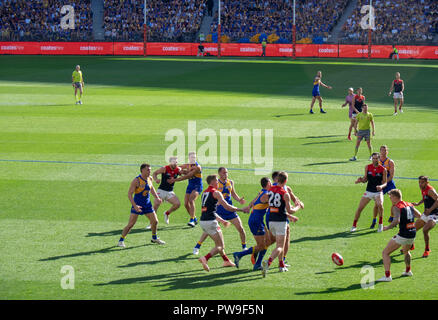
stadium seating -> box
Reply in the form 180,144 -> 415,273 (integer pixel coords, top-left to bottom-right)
103,0 -> 206,42
208,0 -> 350,43
340,0 -> 438,44
0,0 -> 93,41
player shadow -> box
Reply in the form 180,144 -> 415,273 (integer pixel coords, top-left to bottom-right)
38,244 -> 149,261
301,140 -> 345,146
94,267 -> 259,291
373,114 -> 393,117
86,225 -> 194,237
117,253 -> 195,267
273,113 -> 306,118
292,229 -> 375,244
294,281 -> 386,296
304,160 -> 350,166
302,135 -> 344,139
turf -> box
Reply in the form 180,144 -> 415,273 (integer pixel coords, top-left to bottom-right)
0,55 -> 437,300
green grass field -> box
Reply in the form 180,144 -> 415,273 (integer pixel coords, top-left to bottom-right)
0,55 -> 437,300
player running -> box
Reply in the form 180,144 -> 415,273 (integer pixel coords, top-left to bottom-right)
168,152 -> 203,227
72,65 -> 84,105
152,157 -> 182,225
309,71 -> 332,114
371,145 -> 397,228
413,176 -> 438,258
233,177 -> 271,271
198,175 -> 246,272
378,189 -> 421,282
118,164 -> 165,247
351,153 -> 387,233
341,87 -> 356,140
261,172 -> 303,277
388,72 -> 404,115
349,104 -> 375,161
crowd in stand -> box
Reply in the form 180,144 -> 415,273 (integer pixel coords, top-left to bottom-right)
340,0 -> 438,44
103,0 -> 205,42
0,0 -> 92,41
209,0 -> 349,43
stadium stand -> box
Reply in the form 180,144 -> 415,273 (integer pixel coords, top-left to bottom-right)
103,0 -> 206,42
340,0 -> 438,44
208,0 -> 350,44
0,0 -> 93,41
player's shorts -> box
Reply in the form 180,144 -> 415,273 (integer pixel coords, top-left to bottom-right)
156,189 -> 177,202
131,204 -> 154,215
216,205 -> 238,220
420,213 -> 438,224
393,92 -> 403,100
392,234 -> 415,246
383,181 -> 396,194
186,183 -> 203,195
312,90 -> 320,97
357,130 -> 371,141
363,191 -> 384,203
248,214 -> 266,236
74,82 -> 82,89
200,220 -> 221,236
350,112 -> 358,119
269,221 -> 288,237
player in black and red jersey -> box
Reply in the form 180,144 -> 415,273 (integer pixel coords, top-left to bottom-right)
351,87 -> 365,135
261,172 -> 303,277
388,72 -> 404,115
378,189 -> 421,282
197,175 -> 247,272
413,176 -> 438,258
351,153 -> 387,233
152,156 -> 182,225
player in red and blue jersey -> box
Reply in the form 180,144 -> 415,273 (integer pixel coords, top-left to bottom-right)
233,177 -> 272,271
309,71 -> 332,114
118,163 -> 165,247
378,189 -> 421,282
169,152 -> 203,227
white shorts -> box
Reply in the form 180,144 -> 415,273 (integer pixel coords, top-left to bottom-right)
200,220 -> 221,236
420,214 -> 438,224
156,189 -> 177,202
393,92 -> 403,100
392,234 -> 415,246
269,221 -> 288,237
363,191 -> 383,203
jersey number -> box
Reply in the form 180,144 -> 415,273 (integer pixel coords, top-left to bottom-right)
268,192 -> 282,208
201,192 -> 209,207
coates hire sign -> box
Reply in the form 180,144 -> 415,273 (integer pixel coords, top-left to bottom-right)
1,42 -> 437,59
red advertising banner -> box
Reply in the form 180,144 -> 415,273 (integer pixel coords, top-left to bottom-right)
1,41 -> 438,59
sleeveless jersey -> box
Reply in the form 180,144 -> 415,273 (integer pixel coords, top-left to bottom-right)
422,184 -> 438,215
158,165 -> 181,191
379,158 -> 392,178
251,189 -> 269,218
201,186 -> 218,221
217,179 -> 233,205
395,201 -> 416,239
133,175 -> 153,207
393,79 -> 403,92
187,161 -> 202,187
267,185 -> 287,222
354,94 -> 365,113
366,164 -> 385,193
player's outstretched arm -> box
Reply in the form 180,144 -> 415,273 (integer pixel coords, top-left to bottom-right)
152,167 -> 165,184
214,190 -> 244,213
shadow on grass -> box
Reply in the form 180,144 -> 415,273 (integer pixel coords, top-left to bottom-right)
39,244 -> 149,261
86,225 -> 193,237
273,113 -> 306,118
303,161 -> 350,166
301,140 -> 346,146
94,267 -> 259,291
292,229 -> 375,244
301,135 -> 345,139
117,253 -> 196,267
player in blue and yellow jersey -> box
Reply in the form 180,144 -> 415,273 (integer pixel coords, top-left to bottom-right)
309,71 -> 332,114
193,167 -> 247,255
169,152 -> 203,227
72,65 -> 84,105
118,163 -> 165,247
233,177 -> 272,270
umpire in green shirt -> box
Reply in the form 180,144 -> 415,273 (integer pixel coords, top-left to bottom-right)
350,104 -> 375,161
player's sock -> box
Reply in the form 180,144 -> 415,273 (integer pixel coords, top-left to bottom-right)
119,236 -> 125,242
221,254 -> 230,262
425,244 -> 430,252
165,210 -> 170,216
410,243 -> 415,250
194,241 -> 203,249
255,249 -> 266,266
241,242 -> 247,250
267,257 -> 273,266
279,260 -> 285,268
152,233 -> 157,240
371,218 -> 377,227
405,266 -> 411,273
204,253 -> 212,261
385,270 -> 391,278
353,220 -> 358,228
